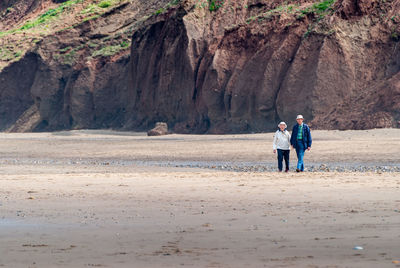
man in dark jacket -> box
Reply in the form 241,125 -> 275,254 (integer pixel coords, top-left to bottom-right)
290,115 -> 312,172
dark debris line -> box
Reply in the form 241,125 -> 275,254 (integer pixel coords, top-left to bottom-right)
155,161 -> 400,173
0,158 -> 399,173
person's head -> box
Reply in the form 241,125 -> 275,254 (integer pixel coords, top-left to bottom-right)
296,115 -> 304,125
278,122 -> 287,131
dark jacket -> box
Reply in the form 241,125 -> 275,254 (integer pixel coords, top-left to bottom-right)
290,123 -> 312,149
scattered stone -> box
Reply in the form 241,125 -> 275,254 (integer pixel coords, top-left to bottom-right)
22,244 -> 48,247
147,122 -> 169,136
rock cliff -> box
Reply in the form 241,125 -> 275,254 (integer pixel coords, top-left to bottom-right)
0,0 -> 399,133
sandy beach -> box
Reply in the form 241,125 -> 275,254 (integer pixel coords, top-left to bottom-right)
0,129 -> 399,267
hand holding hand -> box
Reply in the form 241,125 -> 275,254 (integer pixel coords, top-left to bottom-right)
273,149 -> 276,154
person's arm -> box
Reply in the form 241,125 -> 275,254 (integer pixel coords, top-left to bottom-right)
290,127 -> 294,145
307,126 -> 312,150
290,126 -> 295,147
273,132 -> 277,153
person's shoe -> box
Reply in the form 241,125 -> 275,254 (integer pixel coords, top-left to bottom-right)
278,170 -> 282,172
285,169 -> 289,172
296,168 -> 300,172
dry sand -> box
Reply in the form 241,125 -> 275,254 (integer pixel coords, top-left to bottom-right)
0,129 -> 399,267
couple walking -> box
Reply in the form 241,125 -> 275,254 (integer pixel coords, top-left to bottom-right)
272,115 -> 312,172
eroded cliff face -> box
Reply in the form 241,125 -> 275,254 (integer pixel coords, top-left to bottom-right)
0,0 -> 399,133
0,0 -> 170,131
127,0 -> 400,132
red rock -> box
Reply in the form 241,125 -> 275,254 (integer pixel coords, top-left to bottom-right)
0,0 -> 399,133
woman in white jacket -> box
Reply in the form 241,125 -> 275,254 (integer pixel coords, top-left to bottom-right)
273,122 -> 291,172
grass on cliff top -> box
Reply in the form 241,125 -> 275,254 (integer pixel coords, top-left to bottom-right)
19,0 -> 84,31
0,0 -> 128,69
0,0 -> 84,36
302,0 -> 336,16
314,0 -> 336,11
246,0 -> 336,23
80,0 -> 121,15
0,0 -> 124,37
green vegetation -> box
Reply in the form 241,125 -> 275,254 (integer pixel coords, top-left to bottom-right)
91,41 -> 130,58
208,0 -> 224,12
0,47 -> 23,61
74,0 -> 127,25
81,0 -> 120,16
103,35 -> 112,41
92,45 -> 120,57
5,7 -> 14,14
300,0 -> 336,17
194,1 -> 207,9
62,50 -> 76,66
313,0 -> 335,13
0,0 -> 83,37
303,24 -> 313,38
81,0 -> 119,12
82,14 -> 102,23
246,0 -> 336,30
80,4 -> 99,15
57,44 -> 85,66
250,0 -> 336,21
0,0 -> 132,69
155,8 -> 166,15
0,48 -> 13,61
19,0 -> 83,31
242,0 -> 338,40
120,41 -> 130,48
88,42 -> 99,48
98,1 -> 112,8
153,0 -> 181,16
1,0 -> 123,37
59,46 -> 72,53
246,4 -> 286,24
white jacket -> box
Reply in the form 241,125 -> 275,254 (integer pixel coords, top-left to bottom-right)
273,130 -> 291,150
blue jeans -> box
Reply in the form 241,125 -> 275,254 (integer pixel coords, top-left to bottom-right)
295,141 -> 306,171
277,149 -> 290,171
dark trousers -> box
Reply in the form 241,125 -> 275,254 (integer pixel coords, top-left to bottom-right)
277,149 -> 290,171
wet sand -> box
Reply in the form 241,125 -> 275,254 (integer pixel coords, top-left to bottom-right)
0,129 -> 399,267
